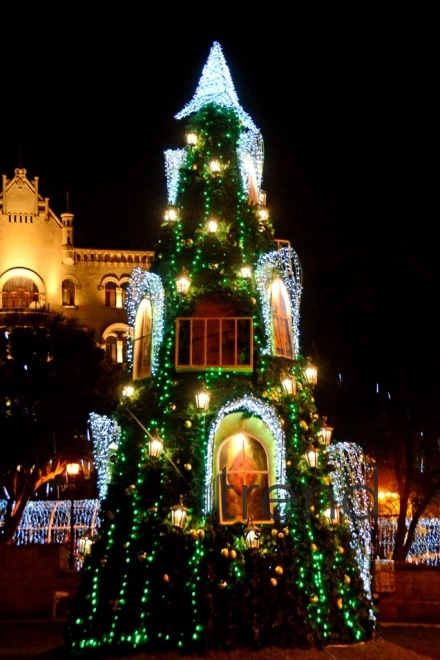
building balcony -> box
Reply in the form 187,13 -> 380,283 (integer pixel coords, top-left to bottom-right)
175,317 -> 253,372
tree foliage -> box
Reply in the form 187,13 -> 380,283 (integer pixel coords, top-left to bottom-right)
0,312 -> 124,544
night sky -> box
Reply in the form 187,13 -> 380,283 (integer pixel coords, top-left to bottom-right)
1,15 -> 438,437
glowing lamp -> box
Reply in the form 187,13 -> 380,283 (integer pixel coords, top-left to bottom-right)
209,159 -> 221,173
319,417 -> 333,446
175,270 -> 191,295
66,462 -> 81,477
325,505 -> 340,526
164,207 -> 178,222
171,495 -> 188,529
186,132 -> 197,146
195,383 -> 211,412
305,448 -> 319,468
207,218 -> 218,233
240,265 -> 252,279
281,373 -> 296,397
148,430 -> 164,458
78,534 -> 94,557
122,385 -> 134,398
304,358 -> 318,386
244,517 -> 261,549
258,208 -> 269,223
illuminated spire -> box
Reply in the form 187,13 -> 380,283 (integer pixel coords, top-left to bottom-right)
175,41 -> 257,131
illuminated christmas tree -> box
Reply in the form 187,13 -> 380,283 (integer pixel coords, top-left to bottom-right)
65,42 -> 376,656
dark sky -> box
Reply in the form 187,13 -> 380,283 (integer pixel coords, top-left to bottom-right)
2,15 -> 439,435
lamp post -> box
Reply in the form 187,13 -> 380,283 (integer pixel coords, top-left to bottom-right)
66,461 -> 81,571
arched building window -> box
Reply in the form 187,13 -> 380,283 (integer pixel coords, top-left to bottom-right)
103,324 -> 130,364
62,279 -> 75,306
105,282 -> 117,307
270,277 -> 294,359
133,298 -> 152,380
2,276 -> 39,308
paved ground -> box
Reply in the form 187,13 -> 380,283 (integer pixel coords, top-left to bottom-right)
1,620 -> 439,659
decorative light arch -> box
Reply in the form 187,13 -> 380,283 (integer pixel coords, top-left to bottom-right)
125,269 -> 165,375
255,246 -> 302,357
204,394 -> 286,516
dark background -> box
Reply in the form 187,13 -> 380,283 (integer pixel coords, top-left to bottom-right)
1,12 -> 438,440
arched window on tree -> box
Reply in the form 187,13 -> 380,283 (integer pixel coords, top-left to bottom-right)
105,281 -> 117,307
62,279 -> 75,306
2,276 -> 39,309
133,297 -> 152,380
217,433 -> 271,524
270,277 -> 294,359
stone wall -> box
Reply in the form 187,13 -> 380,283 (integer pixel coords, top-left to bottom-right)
378,566 -> 440,623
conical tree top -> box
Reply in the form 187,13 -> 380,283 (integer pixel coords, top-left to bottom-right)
175,41 -> 258,132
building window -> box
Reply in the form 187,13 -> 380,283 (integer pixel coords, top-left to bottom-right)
2,277 -> 39,309
105,334 -> 127,364
217,433 -> 271,524
105,282 -> 117,307
133,298 -> 152,380
270,277 -> 294,359
62,279 -> 75,306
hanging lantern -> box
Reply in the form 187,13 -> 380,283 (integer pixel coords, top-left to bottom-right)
164,206 -> 178,222
240,265 -> 252,279
281,373 -> 297,397
304,357 -> 318,386
325,505 -> 340,526
186,132 -> 197,146
195,383 -> 211,412
319,416 -> 333,446
170,495 -> 188,529
66,461 -> 81,478
258,207 -> 269,223
122,385 -> 134,398
244,516 -> 261,549
175,269 -> 191,295
305,447 -> 319,468
207,218 -> 218,233
209,159 -> 221,173
148,430 -> 164,458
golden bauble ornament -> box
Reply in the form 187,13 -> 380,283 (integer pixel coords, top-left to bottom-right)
336,598 -> 343,609
338,546 -> 345,554
311,543 -> 318,552
300,420 -> 309,431
277,532 -> 284,539
184,463 -> 192,471
286,460 -> 292,467
344,575 -> 351,584
275,566 -> 283,575
270,578 -> 277,587
310,595 -> 319,604
137,551 -> 147,561
283,527 -> 289,535
221,548 -> 229,557
168,403 -> 176,411
149,506 -> 158,513
229,550 -> 237,559
184,420 -> 192,428
198,529 -> 205,539
271,528 -> 278,537
190,529 -> 198,539
310,505 -> 315,513
100,557 -> 108,565
218,581 -> 227,589
163,574 -> 170,582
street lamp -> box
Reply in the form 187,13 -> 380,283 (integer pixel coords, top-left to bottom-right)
66,461 -> 81,571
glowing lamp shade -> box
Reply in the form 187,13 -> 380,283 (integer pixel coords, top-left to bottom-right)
175,270 -> 191,295
305,448 -> 319,468
240,265 -> 252,279
186,132 -> 197,146
148,432 -> 164,459
122,385 -> 134,398
209,159 -> 221,173
164,207 -> 178,222
171,496 -> 188,529
304,358 -> 318,386
195,383 -> 211,412
325,505 -> 340,526
66,462 -> 81,477
207,218 -> 218,233
78,535 -> 93,557
258,208 -> 269,223
281,373 -> 296,397
244,517 -> 261,549
319,417 -> 333,446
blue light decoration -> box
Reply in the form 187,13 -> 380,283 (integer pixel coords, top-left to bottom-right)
164,148 -> 187,205
125,268 -> 165,375
89,413 -> 121,500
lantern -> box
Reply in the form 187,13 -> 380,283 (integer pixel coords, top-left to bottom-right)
209,159 -> 221,173
281,373 -> 297,397
207,218 -> 218,233
171,495 -> 188,529
304,357 -> 318,386
175,269 -> 191,295
148,430 -> 164,459
195,383 -> 211,412
186,132 -> 197,146
164,206 -> 178,222
244,517 -> 261,549
319,416 -> 333,446
240,265 -> 252,279
305,447 -> 319,468
325,505 -> 340,526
